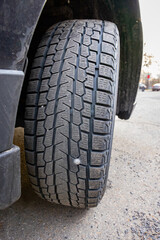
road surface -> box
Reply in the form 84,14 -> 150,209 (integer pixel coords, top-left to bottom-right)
0,90 -> 160,240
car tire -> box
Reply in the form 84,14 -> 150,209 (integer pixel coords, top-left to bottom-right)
24,20 -> 120,208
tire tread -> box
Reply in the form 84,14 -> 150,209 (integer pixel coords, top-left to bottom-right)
24,20 -> 119,208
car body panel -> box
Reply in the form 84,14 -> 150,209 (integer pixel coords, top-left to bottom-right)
0,70 -> 24,152
0,0 -> 46,71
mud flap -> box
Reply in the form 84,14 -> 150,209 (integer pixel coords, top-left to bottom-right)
0,145 -> 21,210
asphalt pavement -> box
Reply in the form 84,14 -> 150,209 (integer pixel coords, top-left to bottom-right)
0,90 -> 160,240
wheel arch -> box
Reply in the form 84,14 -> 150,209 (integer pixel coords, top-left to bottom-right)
16,0 -> 143,126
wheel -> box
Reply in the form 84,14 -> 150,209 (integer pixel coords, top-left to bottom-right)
24,20 -> 120,208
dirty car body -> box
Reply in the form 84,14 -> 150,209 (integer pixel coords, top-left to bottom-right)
0,0 -> 143,209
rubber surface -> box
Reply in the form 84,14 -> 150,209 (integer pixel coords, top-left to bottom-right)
24,20 -> 119,208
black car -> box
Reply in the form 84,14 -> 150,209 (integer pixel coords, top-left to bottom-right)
0,0 -> 143,209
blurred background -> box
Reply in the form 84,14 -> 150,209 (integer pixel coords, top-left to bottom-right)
139,0 -> 160,90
